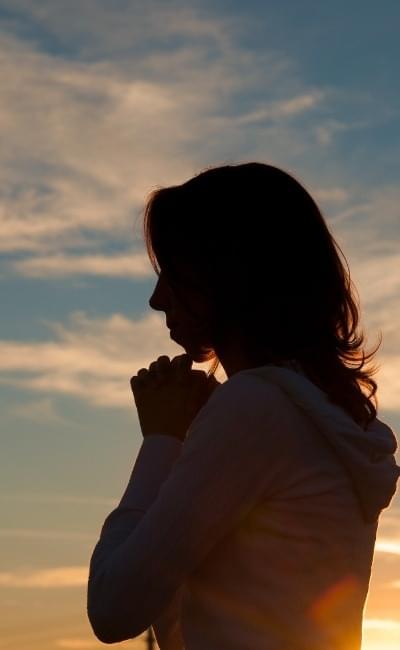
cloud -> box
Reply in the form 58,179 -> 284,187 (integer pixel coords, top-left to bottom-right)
333,185 -> 400,260
313,118 -> 371,146
349,252 -> 400,311
0,565 -> 87,587
55,640 -> 103,649
0,4 -> 349,262
313,187 -> 350,203
9,396 -> 68,425
363,630 -> 399,650
3,1 -> 239,60
0,4 -> 398,419
343,246 -> 400,403
0,30 -> 189,254
0,301 -> 398,410
0,310 -> 221,409
1,1 -> 396,310
0,493 -> 116,506
371,358 -> 400,413
10,250 -> 152,278
363,619 -> 400,630
0,529 -> 94,541
375,539 -> 400,556
231,90 -> 325,125
373,511 -> 400,556
363,618 -> 400,631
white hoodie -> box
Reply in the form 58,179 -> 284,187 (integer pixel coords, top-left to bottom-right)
87,361 -> 400,649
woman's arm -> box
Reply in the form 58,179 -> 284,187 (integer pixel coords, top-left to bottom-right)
87,433 -> 185,647
87,374 -> 289,644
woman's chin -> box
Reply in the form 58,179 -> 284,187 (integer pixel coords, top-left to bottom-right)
187,350 -> 211,363
172,334 -> 215,364
184,344 -> 216,364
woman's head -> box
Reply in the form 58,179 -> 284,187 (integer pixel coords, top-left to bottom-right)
142,162 -> 381,428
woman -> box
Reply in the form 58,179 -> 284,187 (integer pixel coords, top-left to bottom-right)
87,162 -> 400,649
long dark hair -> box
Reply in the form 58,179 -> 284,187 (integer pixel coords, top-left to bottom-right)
142,162 -> 381,430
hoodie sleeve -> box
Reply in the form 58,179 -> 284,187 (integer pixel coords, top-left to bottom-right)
86,432 -> 185,649
87,373 -> 292,644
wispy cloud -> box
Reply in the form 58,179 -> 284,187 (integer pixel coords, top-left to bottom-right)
373,510 -> 400,556
0,3 -> 398,417
3,1 -> 238,59
363,618 -> 400,630
313,118 -> 371,146
333,186 -> 400,259
0,30 -> 188,254
9,396 -> 68,425
0,303 -> 398,409
55,640 -> 103,649
350,252 -> 400,309
0,565 -> 87,587
372,358 -> 400,414
0,3 -> 368,265
232,90 -> 325,125
313,187 -> 350,203
0,493 -> 116,506
375,539 -> 400,556
10,250 -> 152,278
0,310 -> 220,408
0,529 -> 94,541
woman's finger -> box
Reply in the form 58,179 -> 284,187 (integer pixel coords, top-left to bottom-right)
172,354 -> 193,371
171,354 -> 193,383
145,355 -> 172,386
146,362 -> 162,386
156,357 -> 171,379
130,368 -> 149,392
148,361 -> 158,374
157,355 -> 171,368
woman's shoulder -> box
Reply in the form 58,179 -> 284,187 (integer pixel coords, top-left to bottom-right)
194,368 -> 301,444
184,367 -> 312,478
204,365 -> 324,449
207,368 -> 290,414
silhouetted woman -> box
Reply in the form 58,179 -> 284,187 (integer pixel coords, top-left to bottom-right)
87,162 -> 400,650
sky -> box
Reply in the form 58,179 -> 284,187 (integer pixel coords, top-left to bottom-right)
0,1 -> 399,648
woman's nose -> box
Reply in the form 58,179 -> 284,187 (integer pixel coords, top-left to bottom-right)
148,276 -> 167,311
148,287 -> 160,311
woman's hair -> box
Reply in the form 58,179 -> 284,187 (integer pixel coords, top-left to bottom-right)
142,162 -> 382,430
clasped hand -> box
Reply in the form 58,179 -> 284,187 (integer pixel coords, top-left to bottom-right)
130,353 -> 221,441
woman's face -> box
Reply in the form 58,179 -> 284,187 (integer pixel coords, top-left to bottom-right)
148,270 -> 216,362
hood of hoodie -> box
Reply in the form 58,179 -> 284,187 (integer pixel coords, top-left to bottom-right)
240,361 -> 400,524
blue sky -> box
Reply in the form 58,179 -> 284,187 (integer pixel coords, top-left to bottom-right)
0,2 -> 400,648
